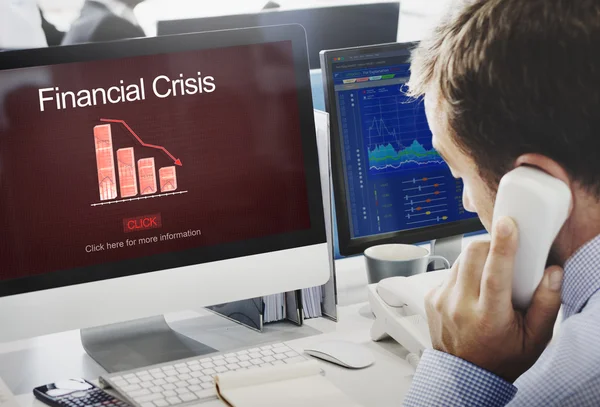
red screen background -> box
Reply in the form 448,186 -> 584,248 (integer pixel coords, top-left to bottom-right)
0,41 -> 311,281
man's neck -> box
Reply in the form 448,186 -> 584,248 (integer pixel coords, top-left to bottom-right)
554,190 -> 600,266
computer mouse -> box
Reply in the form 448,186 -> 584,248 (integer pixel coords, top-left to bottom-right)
304,340 -> 374,369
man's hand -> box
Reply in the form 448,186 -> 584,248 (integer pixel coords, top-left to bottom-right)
425,217 -> 564,382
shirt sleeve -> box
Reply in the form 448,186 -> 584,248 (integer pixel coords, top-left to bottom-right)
403,349 -> 517,407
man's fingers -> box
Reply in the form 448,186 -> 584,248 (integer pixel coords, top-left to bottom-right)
456,241 -> 490,298
481,216 -> 519,309
425,259 -> 460,320
439,255 -> 460,290
524,266 -> 563,346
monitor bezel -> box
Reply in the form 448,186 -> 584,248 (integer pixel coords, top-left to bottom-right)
320,42 -> 484,257
0,24 -> 326,297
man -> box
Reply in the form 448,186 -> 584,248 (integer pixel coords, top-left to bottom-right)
39,7 -> 65,46
0,0 -> 47,50
403,0 -> 600,406
61,0 -> 145,45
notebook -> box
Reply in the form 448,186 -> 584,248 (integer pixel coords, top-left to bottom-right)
214,360 -> 362,407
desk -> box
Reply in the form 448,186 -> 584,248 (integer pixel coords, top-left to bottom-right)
0,258 -> 411,406
1,236 -> 488,406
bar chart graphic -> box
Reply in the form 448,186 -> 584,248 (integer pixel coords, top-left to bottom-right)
117,147 -> 137,198
92,119 -> 186,206
138,157 -> 158,195
94,124 -> 118,201
159,166 -> 178,192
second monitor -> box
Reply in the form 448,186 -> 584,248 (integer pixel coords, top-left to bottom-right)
157,3 -> 401,70
321,42 -> 483,258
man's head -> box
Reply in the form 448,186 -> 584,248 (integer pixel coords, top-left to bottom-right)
408,0 -> 600,236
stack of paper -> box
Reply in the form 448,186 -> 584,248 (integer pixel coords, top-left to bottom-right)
263,288 -> 323,323
302,286 -> 323,319
262,293 -> 285,323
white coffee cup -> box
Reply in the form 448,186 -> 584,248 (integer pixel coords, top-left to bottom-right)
364,244 -> 450,284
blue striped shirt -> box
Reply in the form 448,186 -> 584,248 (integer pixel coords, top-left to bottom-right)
404,234 -> 600,406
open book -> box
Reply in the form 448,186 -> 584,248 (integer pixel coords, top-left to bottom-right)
214,360 -> 363,407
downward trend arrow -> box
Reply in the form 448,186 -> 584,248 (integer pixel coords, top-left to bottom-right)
100,118 -> 182,166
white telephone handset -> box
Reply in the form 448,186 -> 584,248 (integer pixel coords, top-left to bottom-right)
492,166 -> 571,309
368,166 -> 571,362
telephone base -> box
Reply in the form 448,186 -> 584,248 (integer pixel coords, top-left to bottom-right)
367,283 -> 432,356
367,270 -> 451,356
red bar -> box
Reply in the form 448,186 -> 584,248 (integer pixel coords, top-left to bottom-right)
117,147 -> 137,198
159,166 -> 177,192
123,213 -> 162,233
137,157 -> 157,195
93,124 -> 117,201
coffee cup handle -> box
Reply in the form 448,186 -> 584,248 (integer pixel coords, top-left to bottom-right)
428,255 -> 451,270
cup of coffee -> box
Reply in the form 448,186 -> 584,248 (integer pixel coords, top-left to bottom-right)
364,244 -> 450,284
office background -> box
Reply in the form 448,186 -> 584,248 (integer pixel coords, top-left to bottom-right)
38,0 -> 452,42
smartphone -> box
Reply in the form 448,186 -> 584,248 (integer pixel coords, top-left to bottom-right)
33,379 -> 129,407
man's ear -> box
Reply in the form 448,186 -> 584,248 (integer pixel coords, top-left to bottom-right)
514,154 -> 571,185
514,153 -> 573,214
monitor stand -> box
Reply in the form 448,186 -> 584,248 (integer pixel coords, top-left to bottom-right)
428,234 -> 463,270
81,315 -> 217,373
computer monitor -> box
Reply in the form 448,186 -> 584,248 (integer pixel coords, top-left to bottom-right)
157,3 -> 401,70
0,25 -> 328,354
321,42 -> 483,258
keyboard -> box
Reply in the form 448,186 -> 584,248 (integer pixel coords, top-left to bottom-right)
100,343 -> 307,406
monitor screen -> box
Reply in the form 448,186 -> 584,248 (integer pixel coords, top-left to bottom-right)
327,47 -> 479,242
0,39 -> 316,286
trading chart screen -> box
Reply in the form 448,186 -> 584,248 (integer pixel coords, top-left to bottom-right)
331,50 -> 478,239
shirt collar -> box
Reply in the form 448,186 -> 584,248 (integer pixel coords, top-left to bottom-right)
562,233 -> 600,318
91,0 -> 139,27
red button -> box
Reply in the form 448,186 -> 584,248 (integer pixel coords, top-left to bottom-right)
123,213 -> 162,233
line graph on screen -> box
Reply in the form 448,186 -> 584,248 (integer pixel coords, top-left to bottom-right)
360,87 -> 445,174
